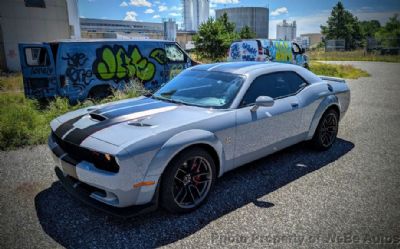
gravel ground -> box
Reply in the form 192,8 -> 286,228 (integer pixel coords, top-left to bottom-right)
1,61 -> 399,249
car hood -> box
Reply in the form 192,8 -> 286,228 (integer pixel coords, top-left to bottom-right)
53,96 -> 221,147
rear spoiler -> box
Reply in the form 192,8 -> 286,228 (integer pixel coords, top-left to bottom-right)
318,75 -> 346,83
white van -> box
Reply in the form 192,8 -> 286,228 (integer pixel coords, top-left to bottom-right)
227,39 -> 309,68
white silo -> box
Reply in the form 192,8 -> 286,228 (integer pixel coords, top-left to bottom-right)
183,0 -> 209,31
66,0 -> 81,38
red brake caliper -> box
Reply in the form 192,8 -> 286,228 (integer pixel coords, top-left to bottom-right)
191,159 -> 201,186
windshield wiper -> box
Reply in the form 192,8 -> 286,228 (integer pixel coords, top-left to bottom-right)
152,95 -> 186,105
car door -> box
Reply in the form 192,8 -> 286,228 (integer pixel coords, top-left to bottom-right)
234,71 -> 307,167
18,43 -> 57,99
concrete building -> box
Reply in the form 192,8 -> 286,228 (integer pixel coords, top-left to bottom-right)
0,0 -> 80,71
215,7 -> 269,38
300,33 -> 323,49
80,18 -> 165,35
276,20 -> 296,41
163,19 -> 177,41
183,0 -> 209,31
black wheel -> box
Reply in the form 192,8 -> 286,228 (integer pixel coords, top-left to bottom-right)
311,109 -> 339,150
160,147 -> 216,213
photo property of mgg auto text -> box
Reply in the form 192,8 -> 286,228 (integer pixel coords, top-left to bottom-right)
0,0 -> 399,248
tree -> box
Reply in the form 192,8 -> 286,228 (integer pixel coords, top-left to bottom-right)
193,15 -> 239,60
239,25 -> 256,39
217,12 -> 236,33
375,14 -> 400,48
320,1 -> 363,50
359,20 -> 381,38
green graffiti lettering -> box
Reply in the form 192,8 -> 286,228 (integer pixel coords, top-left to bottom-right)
93,45 -> 159,83
150,48 -> 167,65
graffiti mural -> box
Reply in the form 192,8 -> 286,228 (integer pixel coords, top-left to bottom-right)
62,53 -> 93,88
273,41 -> 293,62
93,45 -> 165,83
230,43 -> 240,60
169,64 -> 184,80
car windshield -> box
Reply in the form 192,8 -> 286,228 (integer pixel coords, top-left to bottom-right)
153,70 -> 245,109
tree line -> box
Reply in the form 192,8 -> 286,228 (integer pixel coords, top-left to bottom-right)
321,1 -> 400,50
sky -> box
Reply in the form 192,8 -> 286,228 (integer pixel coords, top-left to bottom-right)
79,0 -> 400,38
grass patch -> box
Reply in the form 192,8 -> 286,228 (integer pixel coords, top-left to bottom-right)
0,84 -> 142,150
309,62 -> 370,79
308,50 -> 400,63
0,73 -> 23,92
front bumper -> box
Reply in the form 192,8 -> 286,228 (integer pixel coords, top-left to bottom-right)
55,167 -> 158,218
48,133 -> 160,217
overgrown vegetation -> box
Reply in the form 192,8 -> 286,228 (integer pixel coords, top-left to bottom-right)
0,79 -> 142,150
309,62 -> 370,79
308,50 -> 400,62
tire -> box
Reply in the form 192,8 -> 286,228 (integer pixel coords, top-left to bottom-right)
160,147 -> 216,214
311,109 -> 339,150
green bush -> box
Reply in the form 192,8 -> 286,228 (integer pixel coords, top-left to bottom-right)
0,83 -> 142,150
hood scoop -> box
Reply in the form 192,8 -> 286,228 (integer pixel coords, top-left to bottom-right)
89,113 -> 107,121
128,121 -> 152,127
128,118 -> 152,127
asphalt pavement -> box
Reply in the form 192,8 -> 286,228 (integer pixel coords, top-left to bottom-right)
0,61 -> 399,248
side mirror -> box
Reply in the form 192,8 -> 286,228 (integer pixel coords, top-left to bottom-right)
251,96 -> 274,112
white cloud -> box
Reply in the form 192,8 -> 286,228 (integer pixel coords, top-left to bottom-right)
211,0 -> 239,4
158,5 -> 168,12
120,1 -> 128,7
153,14 -> 161,19
271,7 -> 288,17
154,1 -> 161,5
169,12 -> 180,17
129,0 -> 151,7
144,8 -> 154,14
124,11 -> 138,21
169,5 -> 182,11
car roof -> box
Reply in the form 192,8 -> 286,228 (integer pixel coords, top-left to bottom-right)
190,62 -> 322,83
191,62 -> 301,74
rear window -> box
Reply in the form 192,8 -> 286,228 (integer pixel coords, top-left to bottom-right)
24,47 -> 50,66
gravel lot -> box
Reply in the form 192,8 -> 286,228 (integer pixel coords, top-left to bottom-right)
1,61 -> 399,249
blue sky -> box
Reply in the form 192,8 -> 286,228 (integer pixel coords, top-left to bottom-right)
79,0 -> 400,38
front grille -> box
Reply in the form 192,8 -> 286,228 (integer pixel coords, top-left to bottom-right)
52,132 -> 119,173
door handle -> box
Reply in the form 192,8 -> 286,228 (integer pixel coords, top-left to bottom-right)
291,103 -> 299,109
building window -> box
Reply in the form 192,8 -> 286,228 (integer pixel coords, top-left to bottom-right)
24,0 -> 46,8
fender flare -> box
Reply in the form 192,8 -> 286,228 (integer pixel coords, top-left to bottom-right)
306,95 -> 340,140
145,129 -> 226,178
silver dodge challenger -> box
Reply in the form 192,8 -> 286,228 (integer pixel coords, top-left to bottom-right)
49,62 -> 350,217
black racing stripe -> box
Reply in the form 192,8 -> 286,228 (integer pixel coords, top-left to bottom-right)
63,113 -> 142,145
100,101 -> 173,119
63,103 -> 176,145
92,97 -> 156,115
54,115 -> 85,138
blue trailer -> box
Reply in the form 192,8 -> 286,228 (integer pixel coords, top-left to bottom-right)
19,39 -> 196,102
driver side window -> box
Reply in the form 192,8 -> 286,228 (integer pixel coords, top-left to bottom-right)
240,71 -> 307,107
